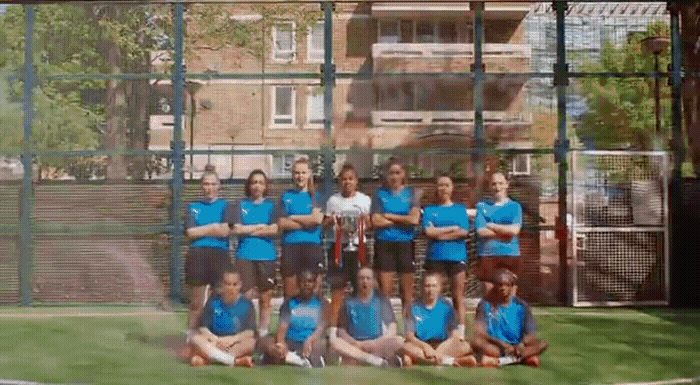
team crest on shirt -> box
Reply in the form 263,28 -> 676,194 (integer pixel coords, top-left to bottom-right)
241,207 -> 249,216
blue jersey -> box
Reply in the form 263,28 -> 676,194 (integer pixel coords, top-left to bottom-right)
185,199 -> 233,250
279,295 -> 324,343
277,189 -> 322,245
371,187 -> 420,242
475,199 -> 523,256
405,297 -> 457,342
200,295 -> 256,336
340,290 -> 395,341
232,198 -> 278,261
475,297 -> 536,346
422,203 -> 470,262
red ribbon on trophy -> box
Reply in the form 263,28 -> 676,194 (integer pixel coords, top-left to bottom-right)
358,216 -> 366,266
334,216 -> 343,266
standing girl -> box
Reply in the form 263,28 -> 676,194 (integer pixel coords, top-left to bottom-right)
277,158 -> 324,298
370,158 -> 421,316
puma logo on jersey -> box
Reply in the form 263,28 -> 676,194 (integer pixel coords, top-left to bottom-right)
241,208 -> 249,216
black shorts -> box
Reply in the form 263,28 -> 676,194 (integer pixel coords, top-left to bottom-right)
326,245 -> 359,291
374,241 -> 415,273
423,259 -> 467,278
280,243 -> 325,278
235,258 -> 277,292
185,247 -> 232,287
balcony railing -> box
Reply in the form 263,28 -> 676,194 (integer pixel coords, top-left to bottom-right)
372,43 -> 531,59
371,110 -> 532,126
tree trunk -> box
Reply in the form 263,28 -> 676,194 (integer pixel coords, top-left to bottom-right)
681,2 -> 700,174
104,7 -> 129,180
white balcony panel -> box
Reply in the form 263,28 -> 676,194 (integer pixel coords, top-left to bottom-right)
372,43 -> 530,59
371,110 -> 532,126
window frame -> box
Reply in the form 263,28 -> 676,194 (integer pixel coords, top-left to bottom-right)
272,22 -> 296,62
271,85 -> 296,128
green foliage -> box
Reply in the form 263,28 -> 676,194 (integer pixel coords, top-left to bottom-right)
578,21 -> 671,150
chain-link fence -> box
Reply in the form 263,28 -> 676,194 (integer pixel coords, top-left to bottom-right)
0,1 -> 692,306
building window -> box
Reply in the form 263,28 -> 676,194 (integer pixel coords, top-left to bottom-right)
308,22 -> 324,62
272,153 -> 296,177
512,154 -> 531,175
272,86 -> 295,127
307,87 -> 325,127
378,20 -> 400,43
273,22 -> 295,61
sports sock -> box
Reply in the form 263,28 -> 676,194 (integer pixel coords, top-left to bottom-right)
257,327 -> 269,337
440,356 -> 455,366
285,351 -> 307,367
457,324 -> 466,337
366,354 -> 385,367
498,355 -> 521,366
209,349 -> 235,366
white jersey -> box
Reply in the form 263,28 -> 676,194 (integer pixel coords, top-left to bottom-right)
326,191 -> 371,245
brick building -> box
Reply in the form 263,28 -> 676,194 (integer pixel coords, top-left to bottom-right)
149,2 -> 532,179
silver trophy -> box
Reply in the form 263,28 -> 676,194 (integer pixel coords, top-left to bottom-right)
339,210 -> 360,252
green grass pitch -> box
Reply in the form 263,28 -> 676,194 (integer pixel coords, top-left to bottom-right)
0,307 -> 698,385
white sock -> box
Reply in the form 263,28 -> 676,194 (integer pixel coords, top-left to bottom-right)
285,351 -> 306,367
257,327 -> 268,337
499,355 -> 521,366
366,354 -> 385,367
328,326 -> 338,339
441,356 -> 455,366
210,349 -> 235,366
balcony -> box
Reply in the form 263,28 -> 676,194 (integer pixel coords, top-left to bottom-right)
372,43 -> 530,73
370,110 -> 532,127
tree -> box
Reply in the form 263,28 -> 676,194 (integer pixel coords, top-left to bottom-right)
578,22 -> 670,150
0,4 -> 169,179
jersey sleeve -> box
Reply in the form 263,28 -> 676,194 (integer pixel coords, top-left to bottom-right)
380,295 -> 396,325
512,201 -> 523,226
229,201 -> 242,225
312,192 -> 322,209
268,200 -> 279,223
362,194 -> 372,215
475,202 -> 486,230
458,204 -> 470,230
279,299 -> 292,325
325,195 -> 338,214
185,204 -> 196,230
422,206 -> 432,229
370,191 -> 383,214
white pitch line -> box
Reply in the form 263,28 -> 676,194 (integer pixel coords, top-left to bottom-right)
615,377 -> 700,385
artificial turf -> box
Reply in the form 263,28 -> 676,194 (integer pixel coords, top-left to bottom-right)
0,307 -> 698,385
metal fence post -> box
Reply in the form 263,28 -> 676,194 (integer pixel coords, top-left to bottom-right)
20,4 -> 35,306
668,1 -> 684,304
170,1 -> 185,303
553,0 -> 570,305
472,1 -> 484,193
322,1 -> 335,201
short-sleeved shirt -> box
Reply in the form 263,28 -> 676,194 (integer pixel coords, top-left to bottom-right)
279,294 -> 325,343
232,198 -> 278,261
339,290 -> 396,341
475,296 -> 536,346
277,189 -> 322,245
405,297 -> 457,342
185,199 -> 234,250
325,191 -> 372,245
200,295 -> 256,336
371,187 -> 420,242
475,199 -> 523,256
422,203 -> 470,262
